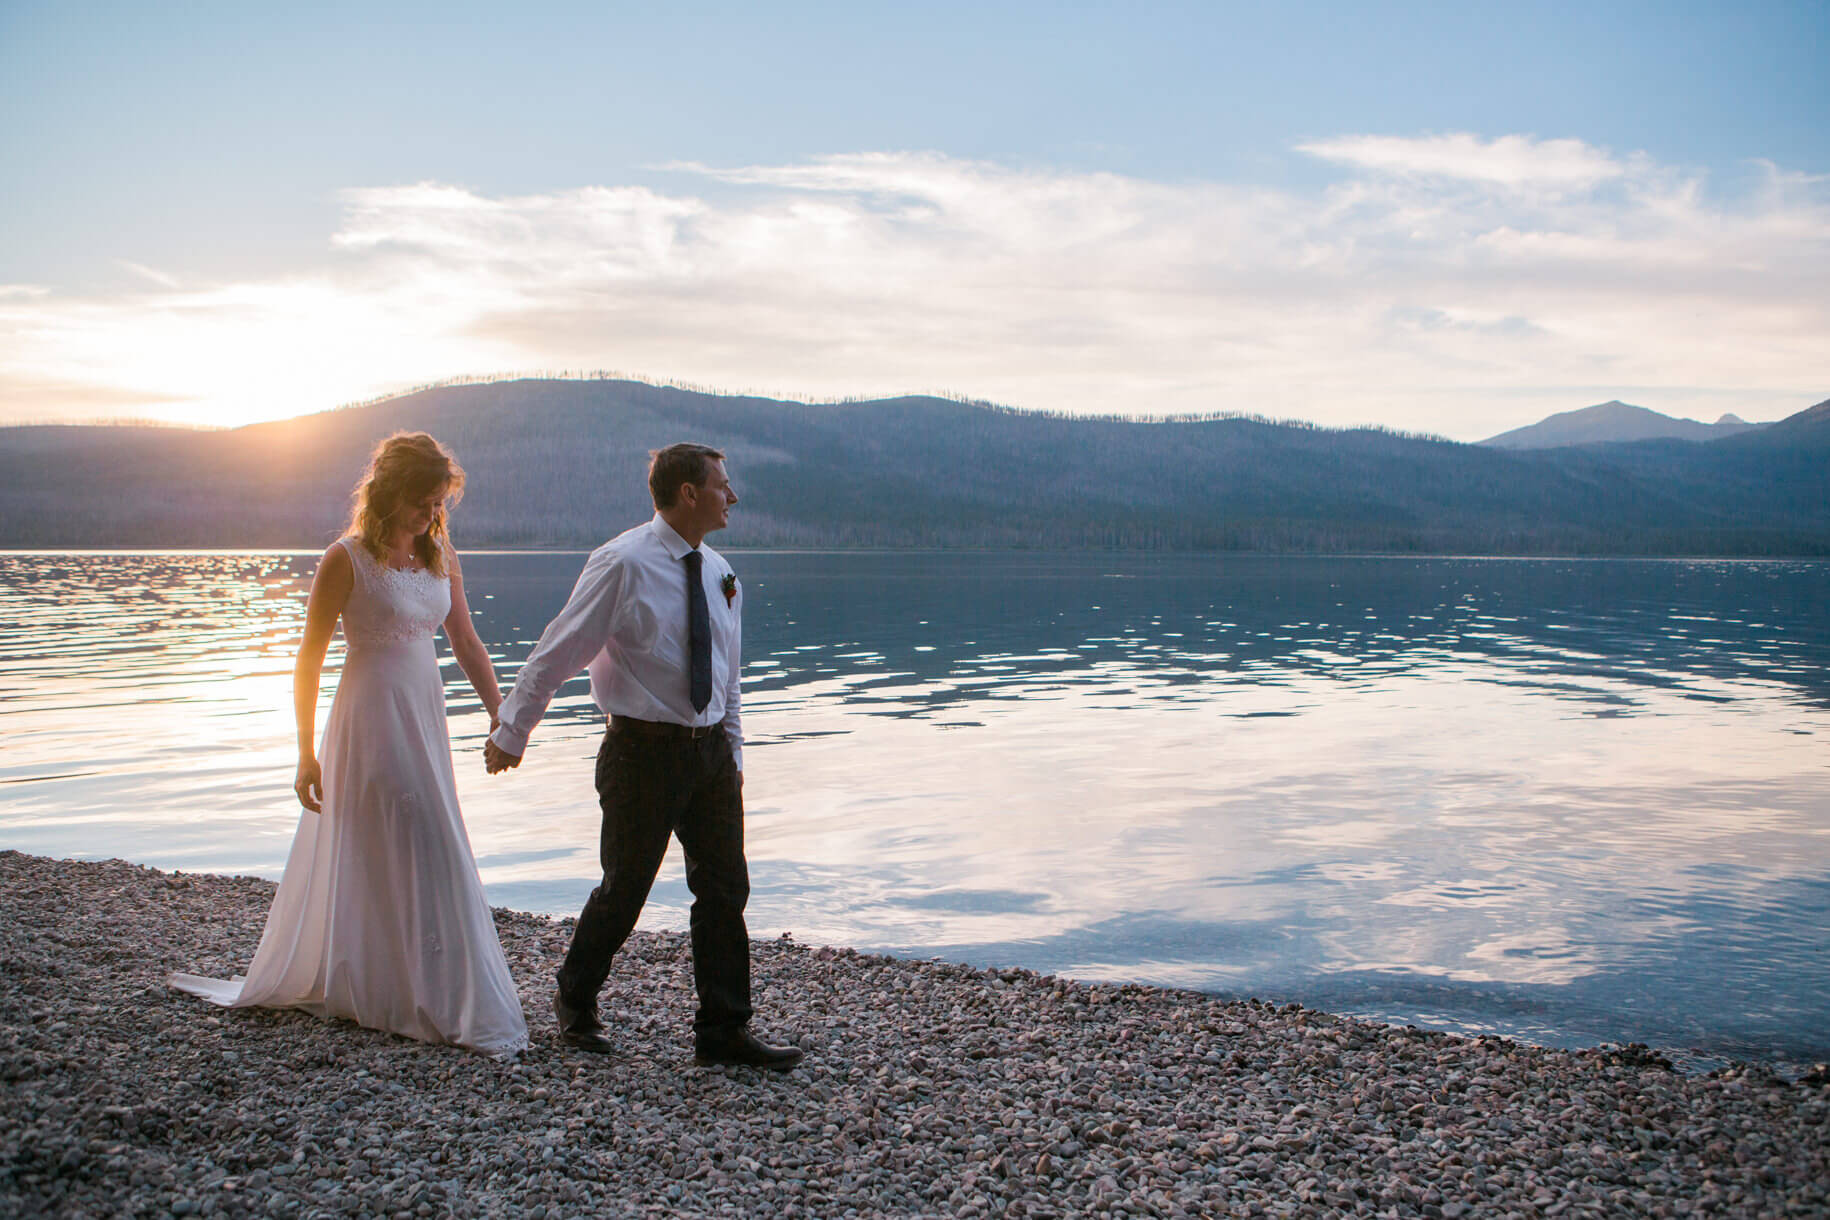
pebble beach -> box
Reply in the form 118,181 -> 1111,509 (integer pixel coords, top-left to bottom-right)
2,851 -> 1824,1219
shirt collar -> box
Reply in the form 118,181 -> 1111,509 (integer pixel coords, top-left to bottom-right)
648,513 -> 698,560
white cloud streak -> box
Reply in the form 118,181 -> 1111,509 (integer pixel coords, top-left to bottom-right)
1297,133 -> 1633,188
117,261 -> 183,290
1,136 -> 1825,436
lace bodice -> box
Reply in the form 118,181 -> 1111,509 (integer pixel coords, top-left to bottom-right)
337,536 -> 451,647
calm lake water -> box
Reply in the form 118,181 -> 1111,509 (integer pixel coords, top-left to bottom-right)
3,551 -> 1827,1070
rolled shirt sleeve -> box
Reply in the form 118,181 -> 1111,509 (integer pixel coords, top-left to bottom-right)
490,550 -> 627,756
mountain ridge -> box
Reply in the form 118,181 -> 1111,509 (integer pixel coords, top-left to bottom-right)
1,380 -> 1825,555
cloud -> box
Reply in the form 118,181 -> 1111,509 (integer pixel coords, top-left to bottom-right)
2,138 -> 1825,436
117,261 -> 183,290
1297,133 -> 1631,189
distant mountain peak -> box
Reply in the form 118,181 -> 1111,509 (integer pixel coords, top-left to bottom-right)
1480,401 -> 1764,449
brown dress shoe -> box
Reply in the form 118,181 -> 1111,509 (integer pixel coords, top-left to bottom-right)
694,1028 -> 805,1070
553,992 -> 613,1054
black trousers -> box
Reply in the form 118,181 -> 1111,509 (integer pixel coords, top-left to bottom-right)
556,723 -> 753,1035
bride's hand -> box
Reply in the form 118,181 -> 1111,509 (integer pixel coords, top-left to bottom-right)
294,756 -> 323,812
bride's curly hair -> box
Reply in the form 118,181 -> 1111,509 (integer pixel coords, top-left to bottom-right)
346,432 -> 465,577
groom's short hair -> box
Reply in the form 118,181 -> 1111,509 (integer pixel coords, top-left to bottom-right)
649,443 -> 727,509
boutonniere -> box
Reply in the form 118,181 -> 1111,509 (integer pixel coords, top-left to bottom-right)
721,572 -> 738,607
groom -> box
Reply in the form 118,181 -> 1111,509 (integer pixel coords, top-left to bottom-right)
483,443 -> 802,1070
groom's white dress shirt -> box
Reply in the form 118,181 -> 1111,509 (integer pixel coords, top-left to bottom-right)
489,514 -> 743,768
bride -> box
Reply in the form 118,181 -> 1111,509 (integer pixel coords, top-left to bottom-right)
170,432 -> 529,1055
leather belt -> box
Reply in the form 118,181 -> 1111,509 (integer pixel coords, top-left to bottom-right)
609,715 -> 722,741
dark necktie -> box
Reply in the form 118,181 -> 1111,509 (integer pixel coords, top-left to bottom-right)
684,550 -> 712,714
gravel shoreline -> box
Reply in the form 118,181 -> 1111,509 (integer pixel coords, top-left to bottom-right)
3,850 -> 1824,1218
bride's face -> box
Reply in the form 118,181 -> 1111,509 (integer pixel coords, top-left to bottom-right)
399,485 -> 449,538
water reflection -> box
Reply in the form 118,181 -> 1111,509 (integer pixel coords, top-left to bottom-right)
2,551 -> 1826,1066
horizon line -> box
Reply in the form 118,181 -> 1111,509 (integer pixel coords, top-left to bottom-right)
6,370 -> 1822,439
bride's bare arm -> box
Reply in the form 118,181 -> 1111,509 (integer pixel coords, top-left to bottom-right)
441,544 -> 503,726
294,542 -> 354,811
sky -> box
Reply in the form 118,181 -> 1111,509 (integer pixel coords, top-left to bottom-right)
2,0 -> 1825,439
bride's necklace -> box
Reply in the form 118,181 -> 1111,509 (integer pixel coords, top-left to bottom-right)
382,536 -> 424,574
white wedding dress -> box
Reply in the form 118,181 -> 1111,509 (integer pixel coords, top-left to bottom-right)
169,536 -> 529,1056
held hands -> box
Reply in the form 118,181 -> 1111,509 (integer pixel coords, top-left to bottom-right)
480,704 -> 521,774
484,739 -> 523,775
294,756 -> 324,812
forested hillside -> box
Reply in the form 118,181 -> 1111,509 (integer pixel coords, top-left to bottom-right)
2,380 -> 1826,554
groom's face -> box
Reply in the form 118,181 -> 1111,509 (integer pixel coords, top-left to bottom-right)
684,459 -> 737,534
